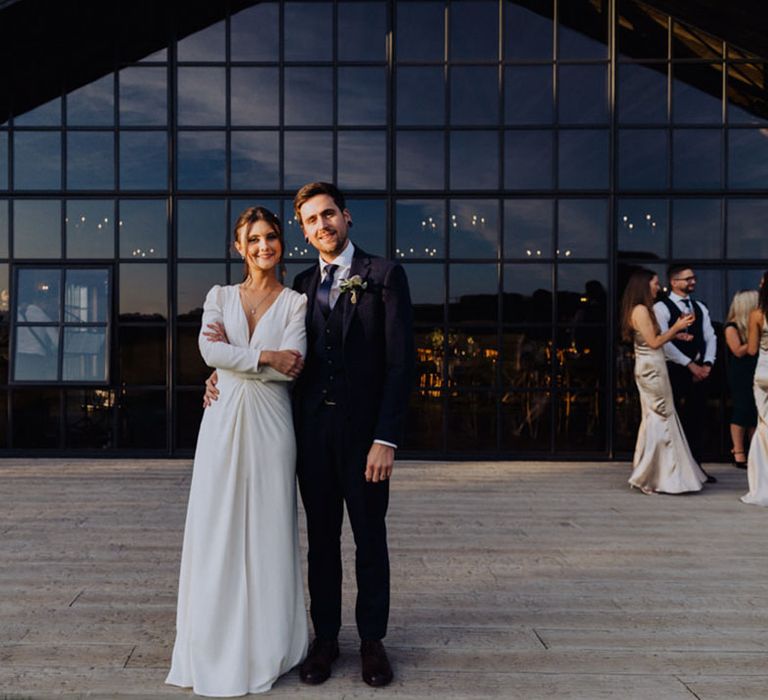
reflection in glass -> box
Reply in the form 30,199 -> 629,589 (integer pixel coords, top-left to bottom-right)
14,324 -> 58,381
178,263 -> 227,320
231,3 -> 279,61
449,264 -> 498,323
396,67 -> 445,126
231,68 -> 279,126
67,74 -> 114,126
177,19 -> 225,62
451,67 -> 499,125
558,0 -> 608,59
400,264 -> 444,324
285,68 -> 333,126
177,325 -> 207,385
727,64 -> 768,124
282,201 -> 314,262
727,199 -> 768,259
618,63 -> 667,124
396,131 -> 444,190
62,328 -> 107,381
0,132 -> 7,190
119,67 -> 167,126
338,1 -> 386,61
557,264 -> 608,323
401,384 -> 443,452
449,200 -> 498,258
446,329 -> 497,387
501,391 -> 551,451
672,199 -> 720,258
504,0 -> 553,60
337,132 -> 386,190
231,131 -> 279,190
672,20 -> 721,59
285,2 -> 332,62
558,65 -> 608,124
345,199 -> 386,257
729,130 -> 768,189
284,131 -> 333,189
558,130 -> 609,189
13,200 -> 61,258
15,269 -> 60,381
119,264 -> 167,320
67,132 -> 114,190
555,389 -> 605,450
672,129 -> 722,189
120,131 -> 167,190
450,1 -> 498,62
14,132 -> 61,190
339,68 -> 386,125
0,201 -> 8,257
65,389 -> 115,448
450,132 -> 498,190
178,200 -> 226,259
396,1 -> 444,62
505,66 -> 553,125
176,390 -> 205,448
396,200 -> 444,260
617,198 -> 667,259
14,97 -> 61,126
119,199 -> 167,258
447,391 -> 496,451
65,270 -> 108,323
727,269 -> 766,304
558,199 -> 607,258
618,129 -> 668,189
118,390 -> 166,448
67,200 -> 114,258
503,265 -> 552,323
684,268 -> 722,322
617,0 -> 668,59
17,268 -> 61,323
504,199 -> 553,259
178,68 -> 226,126
178,131 -> 226,190
505,131 -> 553,189
673,64 -> 723,124
11,390 -> 60,447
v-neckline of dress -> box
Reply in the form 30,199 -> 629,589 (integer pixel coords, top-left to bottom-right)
238,285 -> 286,344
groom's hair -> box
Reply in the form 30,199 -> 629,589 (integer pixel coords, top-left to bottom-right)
293,182 -> 347,224
668,263 -> 693,281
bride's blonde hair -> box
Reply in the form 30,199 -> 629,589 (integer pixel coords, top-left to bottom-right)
726,290 -> 758,342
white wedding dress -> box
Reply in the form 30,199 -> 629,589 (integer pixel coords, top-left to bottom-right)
742,318 -> 768,506
167,284 -> 308,697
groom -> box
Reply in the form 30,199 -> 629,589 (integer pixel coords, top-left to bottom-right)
290,182 -> 414,687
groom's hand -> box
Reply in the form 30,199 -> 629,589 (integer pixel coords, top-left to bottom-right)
365,443 -> 394,483
203,371 -> 219,407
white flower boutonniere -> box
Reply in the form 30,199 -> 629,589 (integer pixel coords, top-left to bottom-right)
339,275 -> 368,304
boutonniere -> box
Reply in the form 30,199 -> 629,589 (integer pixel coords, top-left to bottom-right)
339,275 -> 368,304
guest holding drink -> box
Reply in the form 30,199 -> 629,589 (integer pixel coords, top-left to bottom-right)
724,290 -> 758,469
621,268 -> 707,494
741,272 -> 768,506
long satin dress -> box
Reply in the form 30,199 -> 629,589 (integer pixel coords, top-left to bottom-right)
166,285 -> 309,697
628,329 -> 707,494
741,318 -> 768,506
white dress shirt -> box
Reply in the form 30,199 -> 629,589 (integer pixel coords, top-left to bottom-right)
653,292 -> 717,366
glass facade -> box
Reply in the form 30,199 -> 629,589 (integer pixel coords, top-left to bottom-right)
0,0 -> 766,457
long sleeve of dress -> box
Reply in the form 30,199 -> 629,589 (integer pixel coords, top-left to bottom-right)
255,294 -> 308,383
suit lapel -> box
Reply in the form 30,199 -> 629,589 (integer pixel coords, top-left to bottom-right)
302,264 -> 321,332
342,248 -> 372,343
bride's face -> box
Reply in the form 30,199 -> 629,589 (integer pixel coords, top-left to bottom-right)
649,275 -> 660,298
236,220 -> 282,272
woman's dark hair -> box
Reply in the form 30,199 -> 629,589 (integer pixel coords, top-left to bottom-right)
620,268 -> 660,342
759,270 -> 768,316
232,206 -> 285,282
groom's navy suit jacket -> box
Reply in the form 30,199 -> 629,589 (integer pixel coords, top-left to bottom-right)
292,245 -> 415,447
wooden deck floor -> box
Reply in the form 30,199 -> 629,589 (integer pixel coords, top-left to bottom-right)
1,458 -> 767,699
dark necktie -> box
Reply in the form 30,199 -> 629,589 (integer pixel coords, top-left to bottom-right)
681,298 -> 691,311
317,264 -> 338,318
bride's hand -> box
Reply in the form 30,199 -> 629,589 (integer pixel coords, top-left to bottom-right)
203,321 -> 229,344
261,349 -> 304,378
675,332 -> 694,342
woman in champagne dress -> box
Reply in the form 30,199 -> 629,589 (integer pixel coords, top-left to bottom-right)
620,268 -> 708,494
741,271 -> 768,506
167,207 -> 308,696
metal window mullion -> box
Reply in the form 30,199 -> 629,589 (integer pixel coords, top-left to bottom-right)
606,0 -> 617,458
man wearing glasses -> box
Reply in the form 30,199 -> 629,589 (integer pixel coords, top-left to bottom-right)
653,264 -> 718,480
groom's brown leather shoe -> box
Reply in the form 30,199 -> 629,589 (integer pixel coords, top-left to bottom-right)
360,639 -> 393,687
299,638 -> 339,685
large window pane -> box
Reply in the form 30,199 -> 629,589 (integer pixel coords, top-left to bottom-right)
617,198 -> 667,259
505,131 -> 554,189
503,264 -> 552,323
14,132 -> 61,190
177,20 -> 225,62
449,200 -> 498,259
120,132 -> 167,190
400,263 -> 444,324
504,0 -> 554,61
118,389 -> 166,448
231,131 -> 279,190
65,389 -> 115,448
727,64 -> 768,124
450,1 -> 498,62
231,68 -> 279,126
618,63 -> 667,124
618,129 -> 668,190
729,129 -> 768,189
672,199 -> 721,259
727,200 -> 768,259
0,132 -> 7,190
397,67 -> 445,126
119,264 -> 167,321
65,269 -> 108,323
558,130 -> 609,190
559,65 -> 608,124
339,68 -> 386,126
446,328 -> 498,387
401,385 -> 443,452
11,390 -> 60,447
285,68 -> 333,126
14,98 -> 61,127
231,3 -> 279,61
177,263 -> 227,321
558,199 -> 608,259
673,64 -> 723,124
338,1 -> 386,61
450,132 -> 499,190
672,129 -> 722,189
178,68 -> 226,126
395,199 -> 445,260
15,269 -> 61,380
119,67 -> 167,126
62,328 -> 107,381
672,21 -> 721,60
505,66 -> 554,125
177,326 -> 207,386
119,199 -> 167,259
285,2 -> 332,62
557,264 -> 608,323
178,131 -> 226,190
617,0 -> 668,60
504,199 -> 553,259
284,131 -> 333,190
338,132 -> 387,190
14,200 -> 62,258
67,74 -> 114,126
346,199 -> 386,257
449,264 -> 498,323
67,132 -> 114,190
0,200 -> 7,257
558,0 -> 608,59
120,326 -> 166,384
447,391 -> 497,451
14,327 -> 59,380
17,269 -> 61,323
501,390 -> 552,451
451,67 -> 499,125
177,200 -> 226,259
396,1 -> 444,62
396,131 -> 444,190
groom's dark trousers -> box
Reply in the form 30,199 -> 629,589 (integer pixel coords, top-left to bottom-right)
293,247 -> 414,642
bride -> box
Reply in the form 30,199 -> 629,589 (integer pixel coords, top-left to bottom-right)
166,206 -> 308,696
